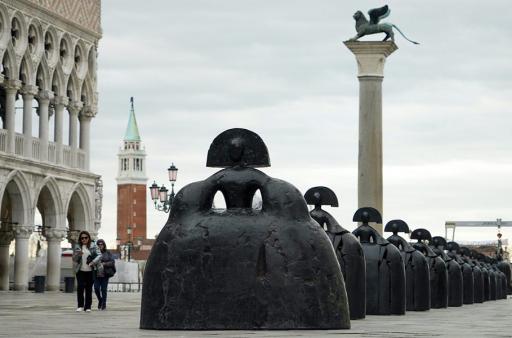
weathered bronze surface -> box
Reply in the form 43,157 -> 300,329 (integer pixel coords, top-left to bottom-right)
431,236 -> 463,307
385,220 -> 430,311
305,186 -> 366,320
140,128 -> 350,330
352,207 -> 406,315
411,229 -> 448,309
349,5 -> 419,44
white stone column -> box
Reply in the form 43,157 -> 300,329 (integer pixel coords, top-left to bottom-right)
52,96 -> 68,165
0,231 -> 14,291
37,90 -> 54,162
13,226 -> 33,291
3,80 -> 22,154
68,101 -> 83,167
79,107 -> 95,171
44,229 -> 67,291
20,85 -> 39,158
344,41 -> 397,234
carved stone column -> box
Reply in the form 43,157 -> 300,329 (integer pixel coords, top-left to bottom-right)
0,230 -> 14,290
20,85 -> 38,158
52,96 -> 68,165
13,226 -> 33,291
79,106 -> 95,171
3,80 -> 22,154
344,41 -> 397,234
37,90 -> 54,162
44,228 -> 67,291
67,101 -> 83,167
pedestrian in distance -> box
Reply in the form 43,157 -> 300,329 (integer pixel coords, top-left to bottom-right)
72,230 -> 99,312
92,239 -> 116,310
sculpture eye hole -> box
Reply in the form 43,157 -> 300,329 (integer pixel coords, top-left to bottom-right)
212,190 -> 227,211
251,189 -> 262,211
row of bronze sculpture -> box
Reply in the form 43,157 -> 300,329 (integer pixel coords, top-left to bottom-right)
306,187 -> 511,321
140,128 -> 510,330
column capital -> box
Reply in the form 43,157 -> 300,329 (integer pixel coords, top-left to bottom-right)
20,84 -> 39,97
68,101 -> 84,115
44,228 -> 67,241
80,105 -> 97,120
344,41 -> 398,77
52,95 -> 69,107
13,226 -> 33,239
37,89 -> 55,103
3,79 -> 22,92
0,231 -> 14,245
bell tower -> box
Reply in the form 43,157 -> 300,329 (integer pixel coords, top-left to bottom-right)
116,97 -> 147,250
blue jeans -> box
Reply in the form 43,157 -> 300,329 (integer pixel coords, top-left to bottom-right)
94,277 -> 109,309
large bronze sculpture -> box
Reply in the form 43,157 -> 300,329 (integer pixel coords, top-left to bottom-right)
349,5 -> 419,44
411,229 -> 448,309
385,220 -> 430,311
304,186 -> 366,320
352,207 -> 406,315
473,251 -> 490,302
140,128 -> 350,329
460,247 -> 484,303
446,241 -> 474,304
431,236 -> 463,307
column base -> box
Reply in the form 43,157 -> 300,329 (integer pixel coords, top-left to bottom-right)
14,284 -> 28,291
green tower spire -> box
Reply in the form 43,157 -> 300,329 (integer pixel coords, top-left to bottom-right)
124,97 -> 141,141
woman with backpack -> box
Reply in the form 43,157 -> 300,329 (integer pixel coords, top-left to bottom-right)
92,239 -> 116,310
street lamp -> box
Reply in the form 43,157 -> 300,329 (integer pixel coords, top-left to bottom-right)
149,163 -> 178,213
126,225 -> 132,262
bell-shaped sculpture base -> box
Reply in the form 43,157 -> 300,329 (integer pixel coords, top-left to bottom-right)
140,168 -> 350,330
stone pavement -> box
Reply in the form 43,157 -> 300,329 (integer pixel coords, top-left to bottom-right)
0,291 -> 511,338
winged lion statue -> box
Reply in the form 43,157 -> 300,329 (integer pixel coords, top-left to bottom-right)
349,5 -> 419,44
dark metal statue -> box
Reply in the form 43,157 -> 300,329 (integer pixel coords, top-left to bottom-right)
305,186 -> 366,320
460,247 -> 484,303
352,207 -> 406,315
385,219 -> 430,311
349,5 -> 419,44
431,236 -> 463,307
475,253 -> 492,301
446,241 -> 474,304
496,253 -> 512,295
482,256 -> 498,301
140,128 -> 350,330
411,229 -> 448,309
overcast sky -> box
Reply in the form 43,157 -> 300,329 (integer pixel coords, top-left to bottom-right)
93,0 -> 512,248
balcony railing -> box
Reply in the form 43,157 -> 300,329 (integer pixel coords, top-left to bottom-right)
0,130 -> 87,171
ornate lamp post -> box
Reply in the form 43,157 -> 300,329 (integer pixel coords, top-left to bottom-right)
149,163 -> 178,213
126,225 -> 132,262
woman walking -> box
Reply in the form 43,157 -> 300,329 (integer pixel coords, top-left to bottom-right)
72,230 -> 98,312
93,239 -> 115,310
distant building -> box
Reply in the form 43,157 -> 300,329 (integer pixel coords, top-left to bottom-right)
0,0 -> 102,291
116,98 -> 153,260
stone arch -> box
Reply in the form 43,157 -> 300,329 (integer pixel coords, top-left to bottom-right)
0,3 -> 10,46
26,18 -> 44,61
33,177 -> 63,230
58,33 -> 73,73
81,77 -> 93,106
1,44 -> 18,80
10,11 -> 28,56
73,39 -> 88,79
0,170 -> 32,227
19,55 -> 34,86
35,58 -> 50,91
65,71 -> 80,101
42,25 -> 58,67
86,44 -> 97,82
65,183 -> 91,233
51,65 -> 65,96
